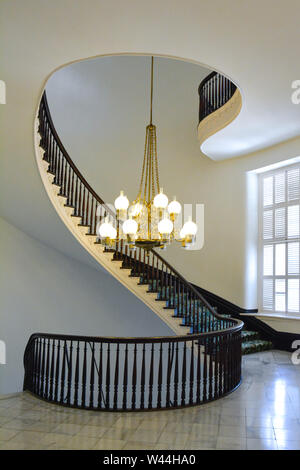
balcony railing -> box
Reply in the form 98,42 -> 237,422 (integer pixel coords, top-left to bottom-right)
198,71 -> 237,123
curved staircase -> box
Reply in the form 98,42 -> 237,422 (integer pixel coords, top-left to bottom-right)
23,75 -> 268,411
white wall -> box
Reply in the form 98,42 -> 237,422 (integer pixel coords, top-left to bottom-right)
0,216 -> 173,395
45,55 -> 300,310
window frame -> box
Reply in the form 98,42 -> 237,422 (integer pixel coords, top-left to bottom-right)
258,163 -> 300,316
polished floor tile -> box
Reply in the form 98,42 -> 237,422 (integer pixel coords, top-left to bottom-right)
1,350 -> 300,450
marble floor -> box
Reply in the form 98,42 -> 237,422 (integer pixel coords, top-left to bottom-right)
0,350 -> 300,450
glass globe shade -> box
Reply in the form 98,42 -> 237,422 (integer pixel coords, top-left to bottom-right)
114,191 -> 129,211
158,218 -> 173,235
123,218 -> 138,235
182,219 -> 197,236
154,189 -> 168,209
99,221 -> 114,238
168,198 -> 181,215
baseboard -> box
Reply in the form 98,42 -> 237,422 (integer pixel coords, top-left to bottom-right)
0,391 -> 23,400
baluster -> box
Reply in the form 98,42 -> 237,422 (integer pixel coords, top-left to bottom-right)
200,305 -> 204,333
148,343 -> 154,409
78,182 -> 82,218
166,342 -> 172,407
169,270 -> 172,306
113,344 -> 119,410
131,344 -> 137,410
181,342 -> 187,406
122,344 -> 128,410
35,338 -> 42,395
74,176 -> 79,216
54,339 -> 60,402
44,338 -> 50,399
203,336 -> 208,402
90,197 -> 94,234
66,164 -> 71,205
70,168 -> 75,208
63,161 -> 68,197
97,343 -> 103,409
208,337 -> 213,401
55,149 -> 60,186
82,187 -> 86,224
49,339 -> 55,401
174,342 -> 179,407
67,340 -> 73,405
155,256 -> 159,290
157,343 -> 163,408
40,337 -> 46,397
105,343 -> 110,409
59,153 -> 64,192
180,282 -> 184,319
34,338 -> 41,395
160,263 -> 164,299
140,344 -> 146,410
214,335 -> 219,398
196,339 -> 201,404
74,341 -> 80,407
60,340 -> 67,404
89,342 -> 95,408
189,340 -> 194,405
31,339 -> 38,393
81,341 -> 87,407
86,192 -> 90,227
151,252 -> 155,288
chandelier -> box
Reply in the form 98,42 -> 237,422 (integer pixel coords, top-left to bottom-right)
98,57 -> 197,251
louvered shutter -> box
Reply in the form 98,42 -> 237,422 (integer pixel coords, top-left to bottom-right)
260,166 -> 300,315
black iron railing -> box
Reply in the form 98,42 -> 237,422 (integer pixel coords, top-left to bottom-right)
24,328 -> 242,411
198,72 -> 237,123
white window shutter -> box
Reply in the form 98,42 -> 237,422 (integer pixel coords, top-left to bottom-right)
260,164 -> 300,315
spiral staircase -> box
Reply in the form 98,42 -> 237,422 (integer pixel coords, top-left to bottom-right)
22,71 -> 271,412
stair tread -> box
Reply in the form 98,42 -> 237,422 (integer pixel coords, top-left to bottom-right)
242,339 -> 273,355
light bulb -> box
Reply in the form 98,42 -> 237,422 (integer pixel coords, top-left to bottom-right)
154,188 -> 168,209
182,217 -> 197,236
123,218 -> 138,235
158,218 -> 173,235
99,219 -> 115,238
114,190 -> 129,211
168,197 -> 181,216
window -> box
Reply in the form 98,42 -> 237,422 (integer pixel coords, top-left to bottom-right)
259,165 -> 300,315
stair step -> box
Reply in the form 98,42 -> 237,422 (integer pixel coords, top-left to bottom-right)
241,330 -> 259,342
242,339 -> 273,355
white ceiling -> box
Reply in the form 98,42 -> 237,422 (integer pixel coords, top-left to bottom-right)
1,0 -> 300,263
